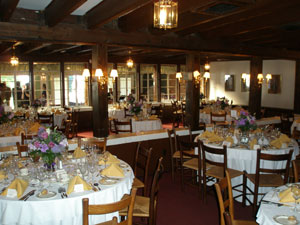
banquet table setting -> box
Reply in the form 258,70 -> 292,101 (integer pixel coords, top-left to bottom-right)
0,148 -> 134,225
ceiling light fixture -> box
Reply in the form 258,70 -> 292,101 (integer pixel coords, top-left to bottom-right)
10,46 -> 19,66
154,0 -> 178,29
127,58 -> 134,68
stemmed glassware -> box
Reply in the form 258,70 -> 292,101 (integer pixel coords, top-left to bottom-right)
291,185 -> 300,212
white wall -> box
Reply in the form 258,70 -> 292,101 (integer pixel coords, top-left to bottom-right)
209,60 -> 296,109
209,61 -> 250,105
262,60 -> 296,109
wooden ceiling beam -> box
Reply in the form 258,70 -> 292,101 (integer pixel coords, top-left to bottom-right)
44,45 -> 81,55
0,41 -> 14,54
44,0 -> 87,27
0,0 -> 19,21
21,43 -> 52,54
85,0 -> 152,29
1,21 -> 300,59
118,0 -> 215,33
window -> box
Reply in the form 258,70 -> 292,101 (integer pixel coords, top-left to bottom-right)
140,65 -> 157,102
64,63 -> 89,107
179,65 -> 186,101
0,63 -> 30,109
34,62 -> 61,106
161,65 -> 177,102
117,64 -> 136,101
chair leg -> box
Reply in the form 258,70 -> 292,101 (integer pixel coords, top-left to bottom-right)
253,185 -> 259,217
242,173 -> 247,207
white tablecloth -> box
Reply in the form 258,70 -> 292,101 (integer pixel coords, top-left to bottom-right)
132,118 -> 162,133
256,116 -> 281,126
256,185 -> 300,225
199,112 -> 232,124
0,161 -> 134,225
0,136 -> 21,147
195,138 -> 299,203
108,108 -> 125,120
291,120 -> 300,134
54,113 -> 68,128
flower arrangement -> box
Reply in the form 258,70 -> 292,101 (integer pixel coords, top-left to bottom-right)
32,99 -> 42,108
28,127 -> 68,168
128,100 -> 143,116
216,97 -> 231,110
126,94 -> 135,105
0,105 -> 14,124
235,110 -> 257,132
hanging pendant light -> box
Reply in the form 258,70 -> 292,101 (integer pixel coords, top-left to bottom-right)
10,46 -> 19,66
204,62 -> 210,71
127,58 -> 134,68
154,0 -> 178,29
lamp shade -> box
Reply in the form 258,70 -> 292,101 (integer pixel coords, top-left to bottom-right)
110,69 -> 118,79
82,68 -> 90,77
204,63 -> 210,70
203,72 -> 210,79
266,73 -> 272,80
127,58 -> 134,68
95,68 -> 103,78
10,56 -> 19,66
176,72 -> 182,80
193,70 -> 200,78
154,0 -> 178,29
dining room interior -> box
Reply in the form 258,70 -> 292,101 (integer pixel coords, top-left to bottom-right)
1,0 -> 300,225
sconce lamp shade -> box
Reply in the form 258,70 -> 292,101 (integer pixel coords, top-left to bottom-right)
257,73 -> 264,84
110,69 -> 118,80
82,68 -> 90,78
203,72 -> 210,79
176,72 -> 182,81
154,0 -> 178,29
266,73 -> 272,81
193,70 -> 200,78
95,68 -> 104,78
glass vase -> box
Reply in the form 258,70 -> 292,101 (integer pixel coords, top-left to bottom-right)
240,130 -> 249,144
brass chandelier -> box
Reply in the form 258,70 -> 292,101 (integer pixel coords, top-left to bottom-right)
154,0 -> 178,29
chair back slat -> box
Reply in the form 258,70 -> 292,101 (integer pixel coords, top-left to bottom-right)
16,142 -> 29,158
114,119 -> 132,134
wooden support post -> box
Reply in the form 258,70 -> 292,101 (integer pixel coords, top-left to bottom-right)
156,64 -> 161,102
91,44 -> 109,137
248,56 -> 263,119
294,60 -> 300,113
60,61 -> 65,107
136,63 -> 141,101
185,54 -> 200,130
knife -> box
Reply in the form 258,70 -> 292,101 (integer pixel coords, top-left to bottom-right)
89,183 -> 98,192
19,190 -> 35,201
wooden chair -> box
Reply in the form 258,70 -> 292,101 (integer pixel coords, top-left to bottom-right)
178,138 -> 202,198
211,112 -> 228,127
70,108 -> 80,137
292,160 -> 300,182
223,212 -> 233,225
120,157 -> 164,225
171,100 -> 181,128
150,105 -> 163,120
113,119 -> 132,134
132,142 -> 152,196
215,170 -> 257,225
82,188 -> 137,225
80,137 -> 107,153
167,127 -> 193,182
280,113 -> 294,136
292,127 -> 300,146
200,141 -> 243,202
124,108 -> 133,118
38,113 -> 54,129
16,142 -> 29,158
21,133 -> 37,145
242,149 -> 293,215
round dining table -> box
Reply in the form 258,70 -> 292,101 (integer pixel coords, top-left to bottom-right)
256,184 -> 300,225
195,136 -> 299,204
0,158 -> 134,225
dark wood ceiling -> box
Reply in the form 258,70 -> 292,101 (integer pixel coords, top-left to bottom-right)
0,0 -> 300,64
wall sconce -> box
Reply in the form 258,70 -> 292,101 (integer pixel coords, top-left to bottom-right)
82,68 -> 90,78
203,72 -> 210,81
176,72 -> 182,82
241,73 -> 247,82
266,73 -> 272,83
193,70 -> 201,87
95,68 -> 107,89
110,69 -> 118,82
257,73 -> 264,85
153,0 -> 178,29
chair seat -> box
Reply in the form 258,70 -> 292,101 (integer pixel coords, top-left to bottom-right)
245,173 -> 285,187
132,177 -> 144,189
233,219 -> 258,225
173,150 -> 194,159
183,158 -> 212,171
119,195 -> 150,218
206,166 -> 243,180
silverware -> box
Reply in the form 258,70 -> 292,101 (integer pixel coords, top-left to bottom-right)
94,183 -> 101,191
63,192 -> 68,198
19,190 -> 35,201
261,200 -> 284,207
89,183 -> 98,192
24,190 -> 35,201
0,187 -> 6,194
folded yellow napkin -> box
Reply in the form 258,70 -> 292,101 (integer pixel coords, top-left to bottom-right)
67,175 -> 92,195
249,138 -> 257,150
225,136 -> 234,146
18,162 -> 24,169
133,115 -> 138,120
201,107 -> 211,114
73,147 -> 86,159
252,128 -> 262,134
149,115 -> 157,120
99,152 -> 120,165
270,138 -> 282,149
200,131 -> 214,139
29,122 -> 40,133
1,178 -> 28,198
279,188 -> 300,203
0,171 -> 7,180
279,134 -> 291,144
270,134 -> 290,149
101,164 -> 124,178
208,134 -> 224,143
14,128 -> 24,136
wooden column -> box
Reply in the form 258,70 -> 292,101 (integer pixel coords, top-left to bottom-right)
60,61 -> 65,107
91,44 -> 109,137
248,56 -> 263,119
136,63 -> 141,101
88,61 -> 92,106
156,64 -> 161,102
29,60 -> 34,103
185,54 -> 200,130
294,60 -> 300,113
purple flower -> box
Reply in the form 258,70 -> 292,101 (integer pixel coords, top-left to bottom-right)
51,144 -> 63,153
48,141 -> 55,148
41,131 -> 48,139
40,143 -> 49,153
34,141 -> 41,148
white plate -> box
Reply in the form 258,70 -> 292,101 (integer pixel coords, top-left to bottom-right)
119,163 -> 128,168
273,215 -> 298,225
99,179 -> 117,185
36,191 -> 57,199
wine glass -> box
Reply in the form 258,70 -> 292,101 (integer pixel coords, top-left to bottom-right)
291,185 -> 300,212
